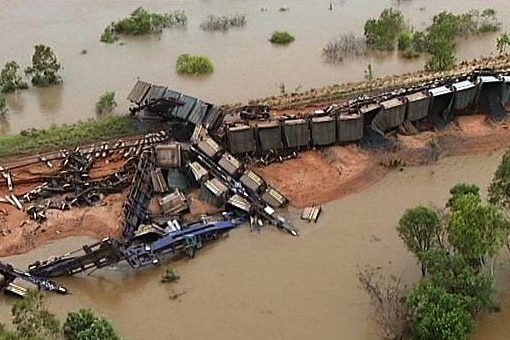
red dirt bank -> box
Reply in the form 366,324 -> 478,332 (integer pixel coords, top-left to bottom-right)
1,115 -> 509,257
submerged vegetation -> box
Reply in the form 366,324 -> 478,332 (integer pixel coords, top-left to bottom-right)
0,290 -> 120,339
269,31 -> 295,45
322,33 -> 366,63
362,7 -> 502,71
0,61 -> 28,93
497,32 -> 510,54
24,44 -> 62,87
96,91 -> 117,114
101,6 -> 187,43
176,54 -> 214,76
0,93 -> 6,116
200,13 -> 246,31
361,151 -> 510,340
0,115 -> 137,158
161,266 -> 180,283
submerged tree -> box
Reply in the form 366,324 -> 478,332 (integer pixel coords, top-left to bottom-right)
364,8 -> 405,51
397,206 -> 443,276
25,44 -> 62,86
0,61 -> 28,93
407,281 -> 473,340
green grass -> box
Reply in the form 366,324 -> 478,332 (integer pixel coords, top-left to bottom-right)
269,31 -> 295,44
96,91 -> 117,114
0,115 -> 138,159
176,54 -> 214,76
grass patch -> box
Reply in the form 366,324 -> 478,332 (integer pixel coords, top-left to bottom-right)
200,14 -> 246,31
269,31 -> 295,44
176,54 -> 214,76
0,115 -> 138,159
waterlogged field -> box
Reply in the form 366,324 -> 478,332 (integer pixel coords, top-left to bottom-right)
0,0 -> 509,134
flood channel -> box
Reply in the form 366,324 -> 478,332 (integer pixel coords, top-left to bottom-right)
1,151 -> 510,339
0,0 -> 509,134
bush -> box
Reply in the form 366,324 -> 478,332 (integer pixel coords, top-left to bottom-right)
0,61 -> 28,93
161,266 -> 180,283
101,6 -> 187,42
96,91 -> 117,114
25,44 -> 62,87
100,24 -> 119,43
200,14 -> 246,31
63,309 -> 119,340
176,54 -> 214,76
269,31 -> 295,44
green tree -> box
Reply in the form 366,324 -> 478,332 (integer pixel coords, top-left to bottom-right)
397,206 -> 443,276
11,290 -> 61,339
407,281 -> 474,340
420,248 -> 494,313
63,309 -> 120,340
496,32 -> 510,54
489,149 -> 510,208
0,61 -> 28,93
95,91 -> 117,114
25,44 -> 62,87
364,8 -> 405,51
446,183 -> 480,208
447,194 -> 510,273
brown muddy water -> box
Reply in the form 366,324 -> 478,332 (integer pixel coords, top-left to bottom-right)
2,152 -> 510,340
0,0 -> 509,134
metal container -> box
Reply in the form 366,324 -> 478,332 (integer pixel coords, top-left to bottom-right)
155,143 -> 181,168
261,187 -> 287,208
372,98 -> 406,134
257,121 -> 282,152
218,152 -> 243,177
200,178 -> 229,207
337,113 -> 364,142
405,91 -> 430,122
227,125 -> 255,154
197,137 -> 223,159
283,119 -> 310,148
311,116 -> 336,146
240,170 -> 265,193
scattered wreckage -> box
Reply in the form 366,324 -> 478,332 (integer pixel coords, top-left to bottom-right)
0,113 -> 299,297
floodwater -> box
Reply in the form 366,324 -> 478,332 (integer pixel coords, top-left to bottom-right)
2,151 -> 510,340
0,0 -> 509,134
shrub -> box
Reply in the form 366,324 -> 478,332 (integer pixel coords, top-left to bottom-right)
25,44 -> 62,87
161,266 -> 180,283
0,61 -> 28,93
63,309 -> 119,340
101,6 -> 187,42
95,91 -> 117,114
269,31 -> 295,44
200,13 -> 246,31
100,24 -> 119,43
322,33 -> 366,63
176,54 -> 214,76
